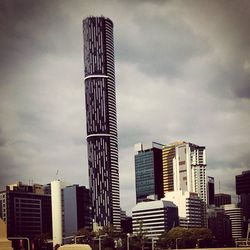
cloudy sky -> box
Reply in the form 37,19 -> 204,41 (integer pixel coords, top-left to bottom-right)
0,0 -> 249,213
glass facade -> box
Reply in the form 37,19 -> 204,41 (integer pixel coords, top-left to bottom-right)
135,143 -> 163,203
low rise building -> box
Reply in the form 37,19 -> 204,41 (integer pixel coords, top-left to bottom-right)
164,190 -> 203,228
132,199 -> 178,239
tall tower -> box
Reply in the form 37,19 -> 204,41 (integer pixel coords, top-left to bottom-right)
83,16 -> 120,228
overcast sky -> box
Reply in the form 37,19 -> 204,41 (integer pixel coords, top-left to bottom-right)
0,0 -> 249,214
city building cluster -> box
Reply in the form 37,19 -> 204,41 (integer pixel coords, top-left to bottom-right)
0,15 -> 249,250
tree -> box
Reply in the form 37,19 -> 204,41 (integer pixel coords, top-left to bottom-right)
157,227 -> 213,249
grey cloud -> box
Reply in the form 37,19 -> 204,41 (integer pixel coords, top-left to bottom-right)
116,11 -> 209,78
0,128 -> 7,147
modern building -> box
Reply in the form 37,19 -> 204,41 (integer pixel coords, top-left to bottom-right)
134,142 -> 164,203
223,204 -> 243,240
162,141 -> 207,226
0,182 -> 52,240
83,16 -> 120,228
207,176 -> 215,205
164,190 -> 203,228
132,200 -> 179,239
162,141 -> 207,204
207,206 -> 232,247
64,185 -> 92,236
214,193 -> 231,207
236,170 -> 250,237
51,180 -> 67,246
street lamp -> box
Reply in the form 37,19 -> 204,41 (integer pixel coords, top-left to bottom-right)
98,234 -> 107,250
196,238 -> 202,248
74,235 -> 86,244
175,238 -> 181,249
151,238 -> 157,250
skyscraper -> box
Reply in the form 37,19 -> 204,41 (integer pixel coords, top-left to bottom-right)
83,16 -> 120,228
163,141 -> 207,204
162,141 -> 207,227
134,142 -> 164,203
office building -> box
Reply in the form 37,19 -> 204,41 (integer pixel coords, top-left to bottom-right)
162,141 -> 207,204
207,176 -> 215,205
164,190 -> 203,228
162,141 -> 207,226
214,193 -> 231,207
64,185 -> 92,236
132,200 -> 178,239
207,206 -> 232,246
223,204 -> 243,240
236,170 -> 250,237
83,16 -> 120,228
134,142 -> 164,203
0,182 -> 52,239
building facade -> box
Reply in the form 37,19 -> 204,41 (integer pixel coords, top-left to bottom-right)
207,176 -> 215,205
214,193 -> 231,207
164,190 -> 203,228
162,141 -> 207,204
207,206 -> 232,247
132,200 -> 179,239
83,16 -> 120,228
162,142 -> 182,193
134,142 -> 164,203
0,182 -> 52,239
51,180 -> 65,246
162,141 -> 207,226
64,185 -> 92,236
223,204 -> 243,240
236,170 -> 250,237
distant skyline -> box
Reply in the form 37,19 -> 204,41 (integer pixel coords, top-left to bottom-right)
0,0 -> 250,214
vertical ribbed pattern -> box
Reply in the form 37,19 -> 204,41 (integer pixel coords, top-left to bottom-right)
83,16 -> 120,229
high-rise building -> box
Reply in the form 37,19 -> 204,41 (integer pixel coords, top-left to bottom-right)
83,16 -> 120,228
0,182 -> 52,240
162,141 -> 207,204
51,180 -> 65,247
134,142 -> 164,203
162,141 -> 207,226
132,200 -> 179,239
236,170 -> 250,237
214,193 -> 231,207
64,185 -> 92,236
207,176 -> 215,205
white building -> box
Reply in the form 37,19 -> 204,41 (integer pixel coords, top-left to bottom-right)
223,204 -> 243,239
51,180 -> 67,247
173,142 -> 207,204
164,190 -> 202,228
132,200 -> 178,239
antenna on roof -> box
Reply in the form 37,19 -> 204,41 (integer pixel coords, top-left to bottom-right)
55,170 -> 59,180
